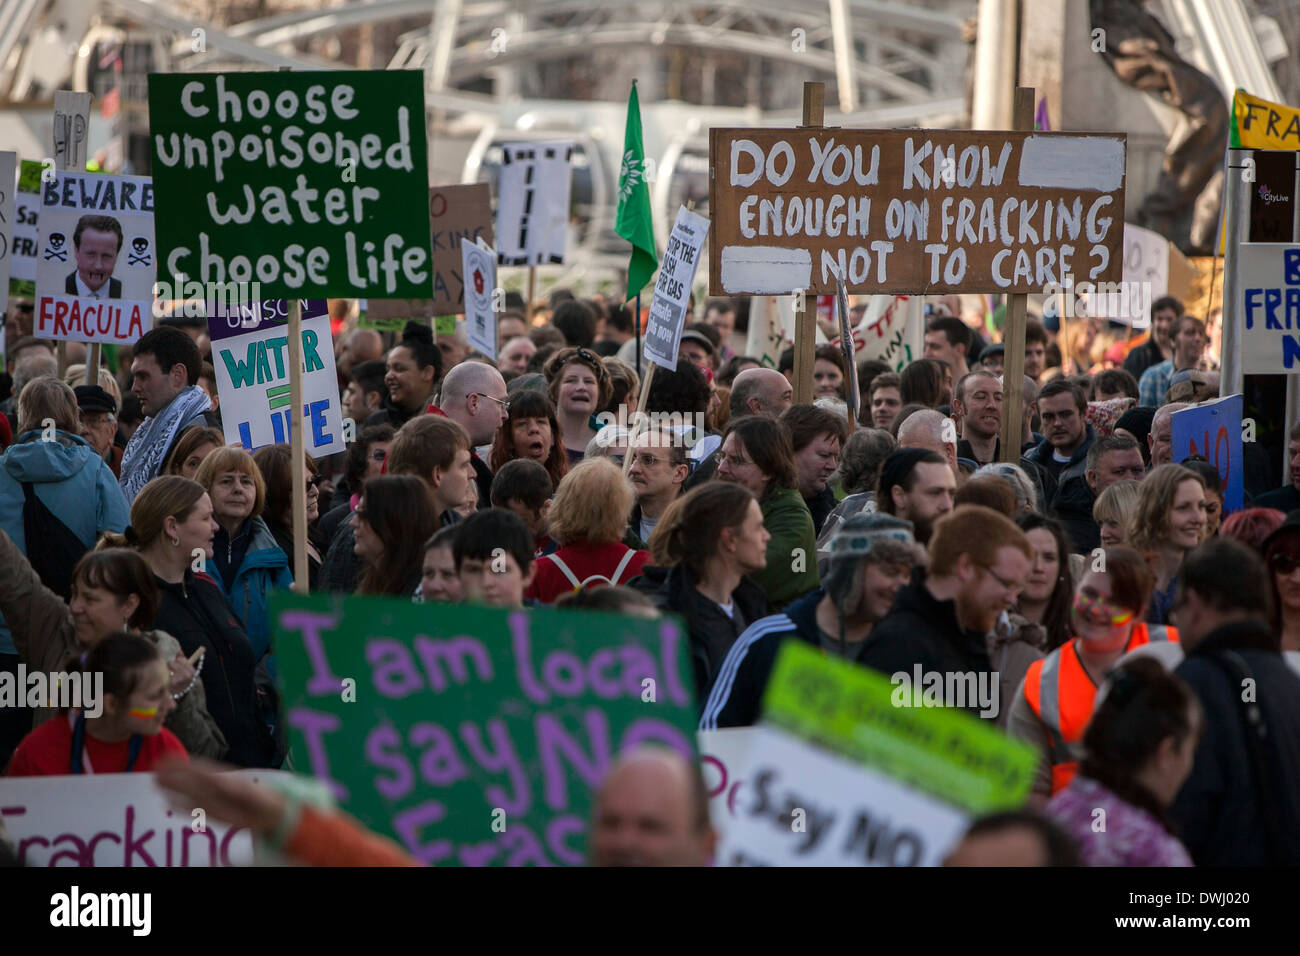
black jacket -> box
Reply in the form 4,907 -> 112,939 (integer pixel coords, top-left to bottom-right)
322,519 -> 363,593
698,589 -> 837,729
472,451 -> 494,508
153,571 -> 274,768
629,563 -> 769,705
1022,426 -> 1098,554
804,486 -> 837,536
365,394 -> 422,430
859,566 -> 997,720
1252,482 -> 1300,513
1122,338 -> 1165,381
1168,619 -> 1300,866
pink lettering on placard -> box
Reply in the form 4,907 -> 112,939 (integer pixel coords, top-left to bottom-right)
184,825 -> 216,866
288,707 -> 349,801
545,815 -> 586,866
124,805 -> 157,866
279,610 -> 346,696
392,800 -> 453,865
535,708 -> 611,811
219,825 -> 249,866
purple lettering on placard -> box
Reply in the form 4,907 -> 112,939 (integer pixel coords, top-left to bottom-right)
457,840 -> 500,867
367,638 -> 423,698
535,708 -> 611,812
545,815 -> 586,867
502,822 -> 552,867
412,635 -> 493,692
659,620 -> 690,706
510,611 -> 549,704
619,718 -> 695,760
459,718 -> 530,816
587,648 -> 623,699
411,722 -> 470,787
366,723 -> 415,800
542,650 -> 585,696
392,800 -> 453,865
287,707 -> 349,802
280,610 -> 345,696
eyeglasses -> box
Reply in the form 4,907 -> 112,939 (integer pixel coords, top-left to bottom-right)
717,452 -> 754,469
1270,553 -> 1300,576
474,392 -> 510,412
628,452 -> 685,469
1073,590 -> 1135,626
980,564 -> 1021,596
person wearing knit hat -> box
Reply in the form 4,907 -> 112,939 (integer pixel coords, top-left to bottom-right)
876,447 -> 955,545
698,513 -> 925,729
1114,405 -> 1157,467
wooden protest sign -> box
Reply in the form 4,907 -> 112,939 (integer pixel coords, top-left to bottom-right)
148,71 -> 433,299
708,126 -> 1126,296
998,88 -> 1036,465
34,172 -> 156,347
272,594 -> 698,866
0,152 -> 14,322
53,91 -> 91,174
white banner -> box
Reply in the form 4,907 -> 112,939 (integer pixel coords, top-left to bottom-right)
35,171 -> 156,345
462,237 -> 498,360
644,205 -> 710,371
1239,242 -> 1300,374
496,141 -> 573,267
698,727 -> 758,843
714,726 -> 969,867
0,771 -> 289,867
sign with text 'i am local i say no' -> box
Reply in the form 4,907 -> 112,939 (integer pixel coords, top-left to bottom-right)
271,594 -> 698,866
208,299 -> 344,457
709,129 -> 1126,295
148,71 -> 432,298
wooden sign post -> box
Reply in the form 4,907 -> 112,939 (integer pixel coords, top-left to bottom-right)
794,82 -> 825,406
998,87 -> 1036,464
52,91 -> 91,378
285,298 -> 309,592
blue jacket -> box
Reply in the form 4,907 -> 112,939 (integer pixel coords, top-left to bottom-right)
211,516 -> 293,663
0,430 -> 128,654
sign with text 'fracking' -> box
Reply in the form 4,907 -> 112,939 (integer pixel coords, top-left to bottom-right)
208,299 -> 343,457
272,594 -> 698,866
709,129 -> 1126,295
1238,242 -> 1300,373
148,71 -> 432,298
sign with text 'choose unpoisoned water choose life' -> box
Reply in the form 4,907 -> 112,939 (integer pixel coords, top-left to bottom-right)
272,594 -> 698,866
148,71 -> 432,298
208,299 -> 343,457
709,129 -> 1126,295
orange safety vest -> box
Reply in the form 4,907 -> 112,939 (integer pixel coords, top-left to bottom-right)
1023,623 -> 1178,795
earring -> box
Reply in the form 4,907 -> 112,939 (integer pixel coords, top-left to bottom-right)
169,536 -> 181,548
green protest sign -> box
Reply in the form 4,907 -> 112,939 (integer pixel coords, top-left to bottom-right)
762,642 -> 1036,814
148,71 -> 432,298
272,594 -> 698,866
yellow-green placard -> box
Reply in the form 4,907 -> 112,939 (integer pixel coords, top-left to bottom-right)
1232,89 -> 1300,150
762,641 -> 1036,814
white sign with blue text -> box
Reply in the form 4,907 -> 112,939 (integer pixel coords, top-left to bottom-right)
1239,242 -> 1300,373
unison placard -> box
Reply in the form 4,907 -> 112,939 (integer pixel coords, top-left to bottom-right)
709,129 -> 1126,295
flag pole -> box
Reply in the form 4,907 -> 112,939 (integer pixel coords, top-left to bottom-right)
635,293 -> 642,377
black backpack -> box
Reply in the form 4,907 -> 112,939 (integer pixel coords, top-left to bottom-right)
21,479 -> 90,601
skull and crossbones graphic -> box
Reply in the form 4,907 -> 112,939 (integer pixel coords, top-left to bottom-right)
43,232 -> 67,262
128,236 -> 151,267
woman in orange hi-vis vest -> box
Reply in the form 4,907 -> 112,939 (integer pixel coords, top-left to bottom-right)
1007,546 -> 1179,800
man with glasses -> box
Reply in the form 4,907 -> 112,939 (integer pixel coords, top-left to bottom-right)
861,506 -> 1032,722
437,361 -> 510,505
75,384 -> 123,478
627,425 -> 690,544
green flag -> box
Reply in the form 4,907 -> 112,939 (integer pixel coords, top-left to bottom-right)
615,83 -> 658,303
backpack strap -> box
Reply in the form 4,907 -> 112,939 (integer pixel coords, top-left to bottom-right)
610,547 -> 638,583
546,553 -> 583,589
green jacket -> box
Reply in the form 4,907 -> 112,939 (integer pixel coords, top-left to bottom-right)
750,485 -> 821,610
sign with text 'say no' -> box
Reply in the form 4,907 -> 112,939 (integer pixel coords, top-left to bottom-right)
148,71 -> 432,298
272,594 -> 698,866
208,299 -> 344,457
709,129 -> 1126,295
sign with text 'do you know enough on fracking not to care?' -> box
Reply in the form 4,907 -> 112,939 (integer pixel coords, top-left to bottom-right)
709,129 -> 1126,295
148,71 -> 432,298
35,171 -> 156,346
271,593 -> 698,866
644,205 -> 710,371
208,298 -> 344,457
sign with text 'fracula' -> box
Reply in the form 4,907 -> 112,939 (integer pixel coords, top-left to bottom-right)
271,594 -> 698,866
35,172 -> 156,345
208,299 -> 344,457
148,71 -> 432,298
709,129 -> 1126,295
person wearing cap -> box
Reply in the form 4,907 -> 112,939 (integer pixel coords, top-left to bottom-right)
875,448 -> 955,545
860,506 -> 1032,723
678,327 -> 717,372
1138,314 -> 1206,407
699,514 -> 924,729
76,384 -> 123,478
1253,419 -> 1300,513
978,343 -> 1005,376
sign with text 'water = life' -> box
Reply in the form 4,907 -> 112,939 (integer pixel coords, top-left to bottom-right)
35,171 -> 156,345
208,299 -> 344,457
148,71 -> 432,298
1238,242 -> 1300,373
271,593 -> 698,866
709,128 -> 1126,295
717,641 -> 1036,867
1171,394 -> 1244,515
496,141 -> 573,267
643,205 -> 710,372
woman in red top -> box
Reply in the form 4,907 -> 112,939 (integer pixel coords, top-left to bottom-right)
526,458 -> 649,604
7,632 -> 189,776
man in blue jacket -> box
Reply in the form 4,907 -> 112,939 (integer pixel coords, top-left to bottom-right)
1021,378 -> 1096,553
0,377 -> 128,765
699,514 -> 923,730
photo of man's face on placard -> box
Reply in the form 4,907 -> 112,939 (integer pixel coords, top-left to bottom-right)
67,214 -> 123,298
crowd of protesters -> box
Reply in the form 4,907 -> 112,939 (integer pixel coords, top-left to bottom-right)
2,285 -> 1299,869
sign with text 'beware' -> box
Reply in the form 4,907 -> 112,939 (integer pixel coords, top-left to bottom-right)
709,129 -> 1126,295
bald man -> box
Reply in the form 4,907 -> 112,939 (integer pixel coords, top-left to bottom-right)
897,407 -> 959,475
588,747 -> 716,867
339,328 -> 384,377
729,367 -> 794,419
439,361 -> 509,503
